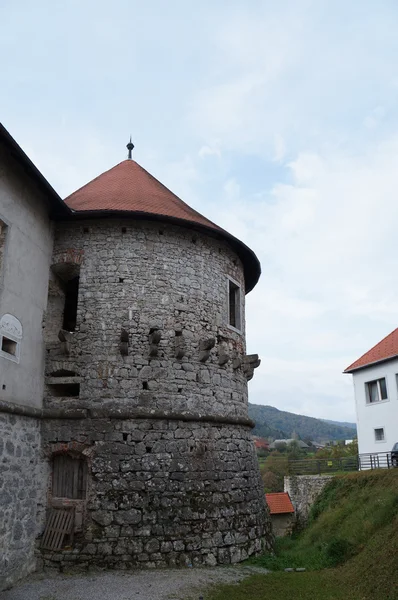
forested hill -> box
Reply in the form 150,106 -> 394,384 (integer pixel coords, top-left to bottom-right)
248,403 -> 357,443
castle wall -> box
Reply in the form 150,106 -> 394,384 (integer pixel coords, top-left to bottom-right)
284,475 -> 333,527
41,416 -> 272,569
45,219 -> 249,417
41,218 -> 270,568
0,148 -> 53,408
0,149 -> 53,590
0,411 -> 47,590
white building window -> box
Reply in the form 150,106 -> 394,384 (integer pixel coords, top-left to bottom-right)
227,277 -> 242,332
374,427 -> 385,442
365,378 -> 388,404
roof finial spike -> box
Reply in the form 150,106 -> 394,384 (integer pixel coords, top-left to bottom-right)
126,135 -> 134,160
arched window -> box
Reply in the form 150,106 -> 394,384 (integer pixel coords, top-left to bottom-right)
0,314 -> 22,364
52,454 -> 87,499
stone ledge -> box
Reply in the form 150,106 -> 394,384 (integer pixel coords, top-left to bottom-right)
0,399 -> 254,428
0,399 -> 42,419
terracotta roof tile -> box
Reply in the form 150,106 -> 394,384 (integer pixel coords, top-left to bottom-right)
65,160 -> 222,231
63,159 -> 261,293
344,328 -> 398,373
265,492 -> 295,515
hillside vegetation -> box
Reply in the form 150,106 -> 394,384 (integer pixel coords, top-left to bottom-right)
249,403 -> 357,442
208,469 -> 398,600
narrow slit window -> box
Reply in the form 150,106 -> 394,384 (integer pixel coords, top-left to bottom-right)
0,220 -> 8,275
63,276 -> 80,332
228,279 -> 241,330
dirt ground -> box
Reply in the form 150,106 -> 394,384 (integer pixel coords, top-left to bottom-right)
0,565 -> 270,600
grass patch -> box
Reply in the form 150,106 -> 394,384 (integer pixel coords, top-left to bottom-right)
225,469 -> 398,600
207,571 -> 363,600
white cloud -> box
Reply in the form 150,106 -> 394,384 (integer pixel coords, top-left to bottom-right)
206,135 -> 398,421
273,134 -> 286,162
198,142 -> 222,159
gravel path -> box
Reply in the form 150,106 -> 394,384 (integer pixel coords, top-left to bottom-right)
1,566 -> 270,600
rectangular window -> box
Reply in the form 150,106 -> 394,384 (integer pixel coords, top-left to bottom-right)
374,427 -> 385,442
53,454 -> 87,499
366,378 -> 388,403
1,336 -> 17,356
228,278 -> 241,331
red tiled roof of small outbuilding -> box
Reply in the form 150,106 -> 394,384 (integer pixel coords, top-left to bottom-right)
344,328 -> 398,373
64,158 -> 261,292
265,492 -> 295,515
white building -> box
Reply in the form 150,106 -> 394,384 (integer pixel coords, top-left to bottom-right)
344,328 -> 398,456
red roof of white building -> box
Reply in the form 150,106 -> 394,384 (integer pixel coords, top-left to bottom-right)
265,492 -> 295,515
344,328 -> 398,373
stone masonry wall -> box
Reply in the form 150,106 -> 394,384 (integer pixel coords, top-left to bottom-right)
0,413 -> 46,591
284,475 -> 333,527
41,417 -> 272,569
44,219 -> 249,418
39,218 -> 270,569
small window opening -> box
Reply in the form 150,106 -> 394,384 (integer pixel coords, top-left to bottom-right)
159,230 -> 164,235
47,370 -> 80,397
123,433 -> 128,441
83,227 -> 89,234
1,337 -> 17,356
62,276 -> 80,332
2,384 -> 6,390
52,454 -> 87,499
142,381 -> 148,390
146,446 -> 152,453
50,369 -> 76,377
48,383 -> 80,397
119,277 -> 124,283
228,279 -> 241,330
122,227 -> 127,234
374,427 -> 385,442
178,387 -> 183,393
175,331 -> 182,337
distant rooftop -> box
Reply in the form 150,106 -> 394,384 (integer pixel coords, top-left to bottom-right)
269,439 -> 309,449
265,492 -> 295,515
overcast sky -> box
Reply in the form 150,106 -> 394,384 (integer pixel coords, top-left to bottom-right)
2,0 -> 398,422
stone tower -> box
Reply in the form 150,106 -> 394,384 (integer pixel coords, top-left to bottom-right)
40,150 -> 272,569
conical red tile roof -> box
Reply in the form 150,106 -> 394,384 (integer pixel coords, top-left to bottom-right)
64,159 -> 261,292
344,328 -> 398,373
65,160 -> 222,231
